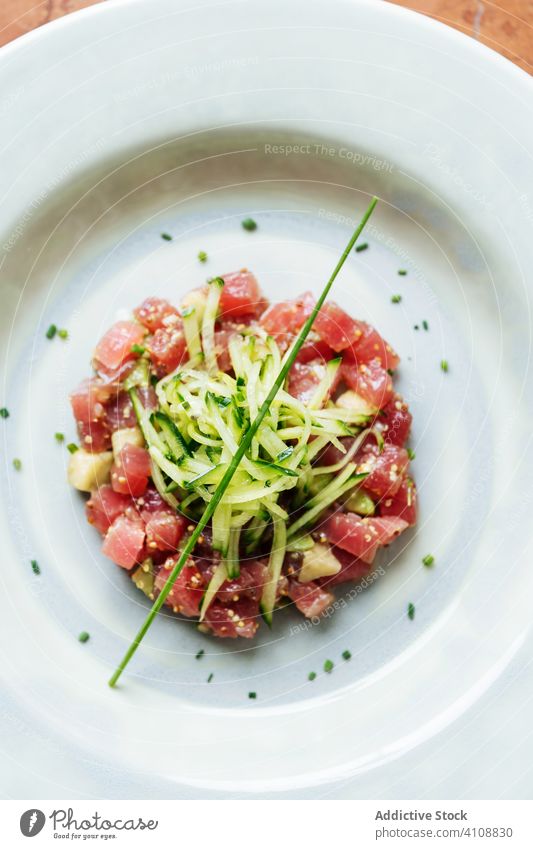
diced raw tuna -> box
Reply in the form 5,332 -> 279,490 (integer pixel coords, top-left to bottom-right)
155,557 -> 205,617
111,444 -> 151,497
377,395 -> 412,446
219,270 -> 263,318
355,441 -> 409,500
287,579 -> 334,618
102,514 -> 145,569
86,485 -> 132,535
314,301 -> 362,351
203,597 -> 260,638
344,321 -> 399,370
288,359 -> 340,406
379,478 -> 417,526
324,513 -> 408,564
146,323 -> 187,374
296,336 -> 335,364
341,358 -> 393,408
216,560 -> 268,604
145,510 -> 186,552
70,379 -> 113,451
134,297 -> 180,332
103,390 -> 137,431
136,486 -> 167,513
94,321 -> 145,373
259,291 -> 315,344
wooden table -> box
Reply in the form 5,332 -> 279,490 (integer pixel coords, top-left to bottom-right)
0,0 -> 531,72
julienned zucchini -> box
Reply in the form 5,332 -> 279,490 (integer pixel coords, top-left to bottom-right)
260,514 -> 287,626
129,313 -> 378,620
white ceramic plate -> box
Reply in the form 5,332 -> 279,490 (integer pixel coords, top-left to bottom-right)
1,0 -> 532,799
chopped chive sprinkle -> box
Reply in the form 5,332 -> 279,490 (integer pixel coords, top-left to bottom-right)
414,324 -> 419,331
355,242 -> 368,252
207,673 -> 214,683
161,232 -> 173,241
308,671 -> 317,681
78,631 -> 90,643
55,432 -> 65,443
198,251 -> 208,263
67,442 -> 79,454
407,602 -> 415,620
0,408 -> 9,418
12,458 -> 22,470
57,328 -> 68,339
398,269 -> 408,276
30,559 -> 40,575
422,554 -> 435,567
195,648 -> 205,660
387,368 -> 395,377
323,659 -> 334,673
248,691 -> 257,699
46,324 -> 57,339
241,218 -> 257,231
131,344 -> 145,355
391,294 -> 402,304
342,650 -> 352,661
422,320 -> 429,331
407,447 -> 416,460
440,359 -> 449,373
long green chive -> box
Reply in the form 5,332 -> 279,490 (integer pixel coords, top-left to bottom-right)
355,242 -> 368,253
0,408 -> 9,418
78,631 -> 90,643
324,659 -> 334,673
408,602 -> 415,620
31,559 -> 40,575
422,554 -> 434,567
241,218 -> 257,231
67,443 -> 79,454
108,197 -> 379,687
46,324 -> 57,339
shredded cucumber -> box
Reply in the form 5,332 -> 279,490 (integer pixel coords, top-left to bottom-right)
199,561 -> 228,621
287,471 -> 369,540
309,357 -> 342,409
128,300 -> 384,621
260,514 -> 287,626
181,305 -> 203,360
202,277 -> 224,373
